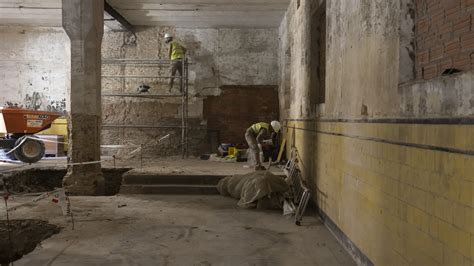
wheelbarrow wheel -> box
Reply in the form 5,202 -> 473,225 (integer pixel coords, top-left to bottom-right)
13,136 -> 45,163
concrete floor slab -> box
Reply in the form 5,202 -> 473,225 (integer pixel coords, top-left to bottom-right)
4,195 -> 356,266
0,157 -> 282,176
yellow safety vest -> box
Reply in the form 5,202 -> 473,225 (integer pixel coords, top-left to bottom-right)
170,41 -> 185,61
249,122 -> 270,135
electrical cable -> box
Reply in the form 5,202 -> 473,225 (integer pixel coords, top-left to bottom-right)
0,133 -> 172,172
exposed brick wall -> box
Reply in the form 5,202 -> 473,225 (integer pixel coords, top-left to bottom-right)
203,86 -> 279,144
415,0 -> 474,80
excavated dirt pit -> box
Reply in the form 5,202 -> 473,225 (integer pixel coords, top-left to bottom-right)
1,168 -> 132,195
0,219 -> 60,265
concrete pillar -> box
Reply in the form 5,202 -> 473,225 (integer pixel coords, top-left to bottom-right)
62,0 -> 104,195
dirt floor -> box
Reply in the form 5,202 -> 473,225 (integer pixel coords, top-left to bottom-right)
0,156 -> 280,176
0,219 -> 60,264
0,157 -> 355,265
2,195 -> 356,266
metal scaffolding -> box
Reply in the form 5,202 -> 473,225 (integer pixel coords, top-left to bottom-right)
102,58 -> 189,158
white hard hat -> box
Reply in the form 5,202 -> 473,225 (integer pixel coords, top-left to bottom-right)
271,121 -> 281,133
164,33 -> 172,39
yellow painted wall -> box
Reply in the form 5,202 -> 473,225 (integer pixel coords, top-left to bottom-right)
285,120 -> 473,265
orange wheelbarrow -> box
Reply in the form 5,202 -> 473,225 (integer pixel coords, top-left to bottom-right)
0,107 -> 63,163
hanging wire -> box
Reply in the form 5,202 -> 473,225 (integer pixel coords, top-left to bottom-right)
64,192 -> 74,230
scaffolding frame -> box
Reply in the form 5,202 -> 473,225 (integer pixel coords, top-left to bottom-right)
102,58 -> 189,158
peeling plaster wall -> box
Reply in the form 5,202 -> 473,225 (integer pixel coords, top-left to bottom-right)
279,0 -> 313,120
0,25 -> 278,157
176,27 -> 279,90
400,72 -> 474,117
280,0 -> 472,121
101,26 -> 279,156
216,28 -> 279,85
323,0 -> 401,119
280,0 -> 402,120
0,26 -> 70,113
279,0 -> 474,265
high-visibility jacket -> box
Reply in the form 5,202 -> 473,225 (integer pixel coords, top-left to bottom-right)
170,41 -> 185,61
248,122 -> 270,135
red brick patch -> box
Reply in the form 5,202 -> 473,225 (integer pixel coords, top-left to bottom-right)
416,0 -> 474,79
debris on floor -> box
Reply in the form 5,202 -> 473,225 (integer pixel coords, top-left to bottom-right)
201,143 -> 248,163
217,171 -> 289,209
208,153 -> 238,163
0,219 -> 60,264
6,196 -> 355,265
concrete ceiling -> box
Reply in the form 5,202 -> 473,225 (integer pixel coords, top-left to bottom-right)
0,0 -> 290,28
0,0 -> 61,27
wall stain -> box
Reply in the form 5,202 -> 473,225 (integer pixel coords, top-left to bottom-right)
23,92 -> 66,113
418,90 -> 427,115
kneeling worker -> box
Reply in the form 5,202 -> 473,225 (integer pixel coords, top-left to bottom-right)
245,121 -> 281,170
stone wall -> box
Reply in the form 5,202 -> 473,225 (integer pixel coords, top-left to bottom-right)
279,0 -> 474,265
0,26 -> 279,157
101,26 -> 279,157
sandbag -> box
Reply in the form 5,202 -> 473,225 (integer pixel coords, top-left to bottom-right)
217,171 -> 289,209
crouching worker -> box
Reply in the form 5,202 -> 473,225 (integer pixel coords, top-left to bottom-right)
245,121 -> 281,171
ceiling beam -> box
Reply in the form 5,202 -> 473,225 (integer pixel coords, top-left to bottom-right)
104,0 -> 134,33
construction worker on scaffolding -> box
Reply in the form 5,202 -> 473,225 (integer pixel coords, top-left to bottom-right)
165,33 -> 186,93
245,121 -> 282,171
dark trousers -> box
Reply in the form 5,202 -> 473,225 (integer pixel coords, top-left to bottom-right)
170,60 -> 183,90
